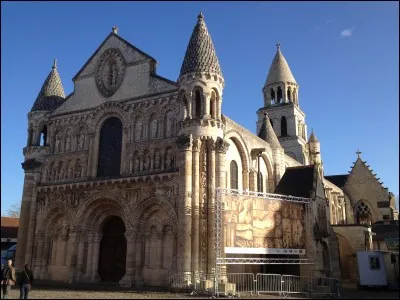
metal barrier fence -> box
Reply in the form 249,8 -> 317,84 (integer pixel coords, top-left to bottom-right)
256,273 -> 282,294
168,272 -> 339,298
227,273 -> 255,294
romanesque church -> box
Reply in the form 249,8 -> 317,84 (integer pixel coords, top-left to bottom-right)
16,13 -> 398,287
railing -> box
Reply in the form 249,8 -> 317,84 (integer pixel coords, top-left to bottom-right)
227,273 -> 255,294
168,272 -> 340,298
256,273 -> 282,294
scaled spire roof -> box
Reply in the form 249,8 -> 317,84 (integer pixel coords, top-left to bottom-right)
258,113 -> 281,149
179,12 -> 222,78
31,59 -> 66,112
265,44 -> 297,87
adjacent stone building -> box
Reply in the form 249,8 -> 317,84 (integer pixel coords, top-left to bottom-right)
15,13 -> 397,287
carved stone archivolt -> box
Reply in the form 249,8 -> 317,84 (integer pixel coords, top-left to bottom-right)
95,48 -> 126,97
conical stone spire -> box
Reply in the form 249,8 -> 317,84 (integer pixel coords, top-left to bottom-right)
31,59 -> 66,112
179,12 -> 222,78
258,113 -> 281,149
308,129 -> 319,143
265,44 -> 297,87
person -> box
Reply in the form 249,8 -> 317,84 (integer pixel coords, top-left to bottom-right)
1,259 -> 16,299
18,264 -> 34,299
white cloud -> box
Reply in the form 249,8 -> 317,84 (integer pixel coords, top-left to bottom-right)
340,27 -> 355,37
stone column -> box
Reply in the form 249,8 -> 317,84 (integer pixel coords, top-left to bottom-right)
211,99 -> 217,119
203,92 -> 211,118
177,135 -> 193,280
120,229 -> 136,287
15,171 -> 36,271
24,181 -> 39,267
86,133 -> 95,177
207,139 -> 216,279
33,235 -> 44,279
249,168 -> 257,191
191,139 -> 200,280
85,233 -> 94,281
216,138 -> 229,282
39,234 -> 51,279
68,229 -> 80,283
91,233 -> 102,282
242,168 -> 249,190
186,92 -> 193,119
76,239 -> 85,282
216,98 -> 222,120
120,126 -> 129,175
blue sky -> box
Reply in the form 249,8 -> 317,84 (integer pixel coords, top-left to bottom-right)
1,1 -> 399,215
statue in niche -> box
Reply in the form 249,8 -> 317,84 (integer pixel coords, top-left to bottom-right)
55,133 -> 61,153
154,152 -> 162,169
144,154 -> 151,170
106,61 -> 118,88
166,114 -> 174,137
65,132 -> 71,152
165,149 -> 174,169
67,161 -> 73,179
47,165 -> 53,181
136,122 -> 143,141
151,119 -> 159,139
59,163 -> 65,181
51,164 -> 58,181
77,133 -> 85,150
74,160 -> 82,179
134,156 -> 140,173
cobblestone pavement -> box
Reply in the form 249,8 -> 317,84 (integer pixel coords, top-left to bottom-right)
1,284 -> 398,299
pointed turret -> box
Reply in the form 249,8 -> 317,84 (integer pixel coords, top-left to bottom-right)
265,44 -> 297,87
179,12 -> 222,77
262,44 -> 299,106
31,59 -> 66,112
308,129 -> 319,143
178,12 -> 224,123
258,113 -> 281,149
308,129 -> 321,165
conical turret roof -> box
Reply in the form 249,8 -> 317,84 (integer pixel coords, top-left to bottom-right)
308,130 -> 319,143
31,59 -> 66,112
179,12 -> 222,78
258,113 -> 281,149
265,44 -> 297,87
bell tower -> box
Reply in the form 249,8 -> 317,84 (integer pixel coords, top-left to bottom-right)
257,44 -> 307,164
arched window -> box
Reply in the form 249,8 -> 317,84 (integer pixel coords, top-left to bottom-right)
230,160 -> 238,189
287,89 -> 291,101
270,119 -> 274,128
277,87 -> 282,103
281,116 -> 287,137
195,90 -> 202,118
210,90 -> 216,118
27,127 -> 33,146
258,172 -> 263,192
355,201 -> 372,225
97,117 -> 123,178
270,89 -> 275,104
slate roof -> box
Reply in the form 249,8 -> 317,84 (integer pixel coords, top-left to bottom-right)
371,222 -> 399,241
265,45 -> 297,87
274,165 -> 314,198
31,60 -> 66,112
258,113 -> 281,149
179,12 -> 222,77
324,175 -> 349,188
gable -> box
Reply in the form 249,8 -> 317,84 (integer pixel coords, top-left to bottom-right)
344,158 -> 389,220
53,33 -> 178,115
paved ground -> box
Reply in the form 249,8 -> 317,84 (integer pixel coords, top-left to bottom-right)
1,283 -> 398,299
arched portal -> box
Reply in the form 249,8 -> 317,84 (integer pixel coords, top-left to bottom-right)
98,216 -> 127,282
336,233 -> 353,280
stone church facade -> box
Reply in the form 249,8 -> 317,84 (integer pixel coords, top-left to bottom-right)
15,13 -> 397,287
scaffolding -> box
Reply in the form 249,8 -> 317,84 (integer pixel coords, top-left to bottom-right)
214,188 -> 315,296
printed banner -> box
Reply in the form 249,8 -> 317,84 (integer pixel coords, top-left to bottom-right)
223,194 -> 306,255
